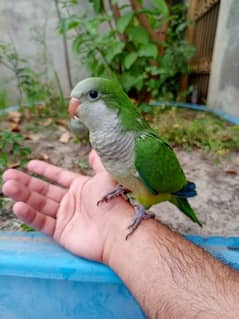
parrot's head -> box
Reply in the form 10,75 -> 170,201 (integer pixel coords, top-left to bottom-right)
68,77 -> 132,132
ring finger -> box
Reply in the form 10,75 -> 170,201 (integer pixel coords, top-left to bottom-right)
3,180 -> 60,218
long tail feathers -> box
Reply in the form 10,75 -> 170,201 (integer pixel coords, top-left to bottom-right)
172,197 -> 202,227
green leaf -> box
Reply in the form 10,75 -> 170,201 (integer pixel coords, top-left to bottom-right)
138,44 -> 158,58
89,0 -> 104,13
0,153 -> 8,170
182,45 -> 196,58
57,16 -> 80,34
176,22 -> 187,34
105,42 -> 125,62
120,73 -> 137,91
123,52 -> 138,69
135,78 -> 144,91
20,224 -> 35,232
72,36 -> 84,54
117,13 -> 133,33
139,102 -> 153,114
128,26 -> 149,45
151,0 -> 169,17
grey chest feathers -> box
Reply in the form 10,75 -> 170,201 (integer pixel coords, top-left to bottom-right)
90,124 -> 136,178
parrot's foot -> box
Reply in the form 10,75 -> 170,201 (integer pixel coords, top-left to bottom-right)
126,205 -> 155,240
97,185 -> 130,206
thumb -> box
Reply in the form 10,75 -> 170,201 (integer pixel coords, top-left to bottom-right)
88,149 -> 106,173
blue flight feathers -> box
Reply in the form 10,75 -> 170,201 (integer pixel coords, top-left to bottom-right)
172,182 -> 197,198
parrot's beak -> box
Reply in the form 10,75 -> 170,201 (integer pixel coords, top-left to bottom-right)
68,98 -> 80,119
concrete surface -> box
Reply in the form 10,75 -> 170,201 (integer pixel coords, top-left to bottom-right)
208,0 -> 239,117
0,0 -> 88,103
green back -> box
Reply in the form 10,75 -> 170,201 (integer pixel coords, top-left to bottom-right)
135,132 -> 186,194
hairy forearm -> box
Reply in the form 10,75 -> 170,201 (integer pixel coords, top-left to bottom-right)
104,209 -> 239,319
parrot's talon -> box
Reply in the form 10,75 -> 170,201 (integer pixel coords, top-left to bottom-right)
125,205 -> 155,240
142,211 -> 155,220
97,185 -> 130,206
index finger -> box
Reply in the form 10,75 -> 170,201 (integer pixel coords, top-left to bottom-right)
27,160 -> 79,188
3,168 -> 66,202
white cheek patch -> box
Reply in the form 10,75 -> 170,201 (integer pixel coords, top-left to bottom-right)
81,100 -> 118,131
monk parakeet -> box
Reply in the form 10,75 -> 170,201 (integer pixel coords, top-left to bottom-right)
68,78 -> 202,238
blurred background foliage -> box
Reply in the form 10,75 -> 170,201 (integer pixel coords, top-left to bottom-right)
0,0 -> 195,110
0,0 -> 238,160
58,0 -> 195,106
0,0 -> 238,221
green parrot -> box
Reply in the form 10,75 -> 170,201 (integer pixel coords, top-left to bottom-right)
68,77 -> 202,238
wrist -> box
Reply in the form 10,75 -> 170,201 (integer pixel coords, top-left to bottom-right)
102,202 -> 164,267
102,199 -> 134,265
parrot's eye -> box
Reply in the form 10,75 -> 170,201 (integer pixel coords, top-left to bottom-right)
88,90 -> 99,100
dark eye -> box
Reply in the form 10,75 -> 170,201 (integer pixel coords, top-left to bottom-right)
88,90 -> 99,100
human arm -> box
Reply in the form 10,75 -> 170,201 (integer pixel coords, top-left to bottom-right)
104,216 -> 239,319
2,151 -> 239,319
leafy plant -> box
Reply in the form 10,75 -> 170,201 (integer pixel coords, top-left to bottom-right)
0,131 -> 32,171
30,11 -> 68,107
58,0 -> 195,108
0,130 -> 32,213
0,41 -> 51,105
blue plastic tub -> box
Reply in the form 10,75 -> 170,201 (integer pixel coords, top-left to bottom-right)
0,232 -> 239,319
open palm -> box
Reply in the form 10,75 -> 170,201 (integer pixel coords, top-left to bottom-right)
2,150 -> 131,262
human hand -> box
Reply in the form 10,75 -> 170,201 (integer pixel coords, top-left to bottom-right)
2,150 -> 133,263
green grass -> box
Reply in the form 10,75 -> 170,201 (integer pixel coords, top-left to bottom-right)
152,106 -> 239,154
0,89 -> 9,110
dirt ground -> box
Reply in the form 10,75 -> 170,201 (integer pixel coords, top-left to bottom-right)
1,120 -> 239,236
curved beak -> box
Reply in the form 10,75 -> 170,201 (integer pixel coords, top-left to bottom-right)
68,98 -> 80,118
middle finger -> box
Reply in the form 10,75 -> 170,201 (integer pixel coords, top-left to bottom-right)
3,169 -> 66,202
3,180 -> 60,218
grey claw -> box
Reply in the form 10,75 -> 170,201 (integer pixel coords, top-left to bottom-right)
97,185 -> 130,206
125,205 -> 155,240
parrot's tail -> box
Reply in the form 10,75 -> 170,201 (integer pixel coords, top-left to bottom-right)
171,197 -> 202,227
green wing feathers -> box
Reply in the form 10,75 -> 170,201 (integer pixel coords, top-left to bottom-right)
134,133 -> 186,194
134,132 -> 202,226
